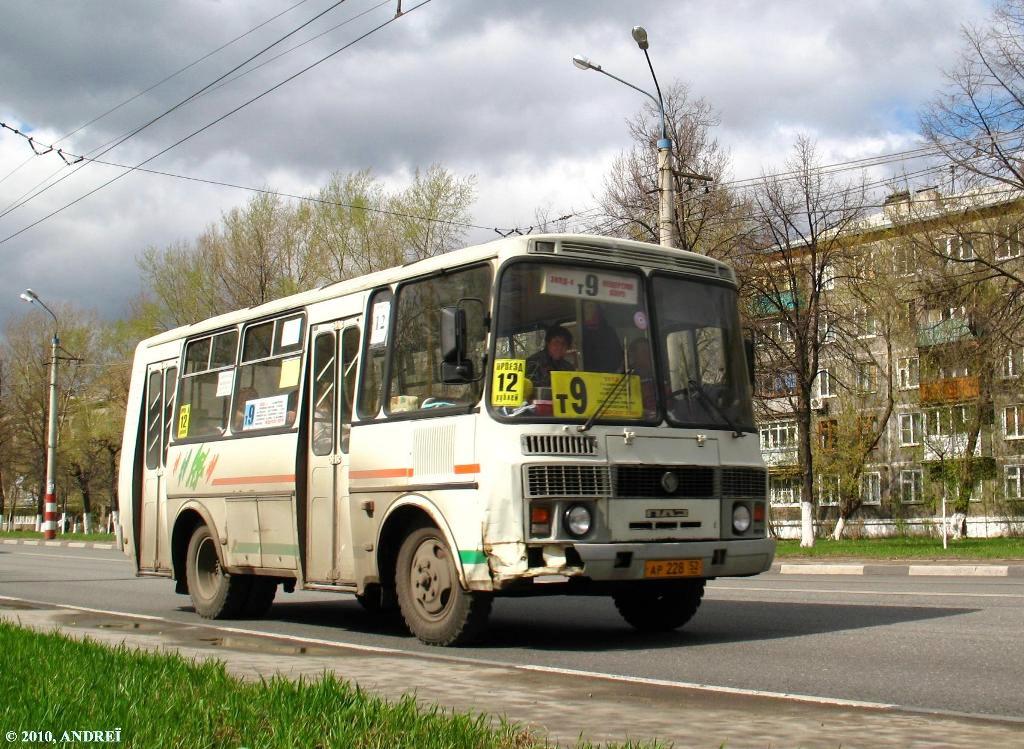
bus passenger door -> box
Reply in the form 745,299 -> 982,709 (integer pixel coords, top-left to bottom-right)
140,360 -> 178,571
306,322 -> 359,583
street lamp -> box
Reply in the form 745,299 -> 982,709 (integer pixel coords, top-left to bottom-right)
573,26 -> 676,248
19,288 -> 60,541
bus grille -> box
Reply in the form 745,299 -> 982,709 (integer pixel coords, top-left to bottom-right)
722,467 -> 767,497
526,465 -> 611,497
613,465 -> 715,498
522,434 -> 598,456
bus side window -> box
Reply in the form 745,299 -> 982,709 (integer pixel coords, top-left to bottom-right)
311,332 -> 336,456
232,313 -> 306,434
177,330 -> 238,440
340,327 -> 359,451
358,289 -> 392,420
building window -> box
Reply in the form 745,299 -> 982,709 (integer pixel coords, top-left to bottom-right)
817,419 -> 838,450
900,469 -> 924,503
769,476 -> 801,506
761,420 -> 798,450
898,412 -> 922,446
817,475 -> 840,506
893,244 -> 917,276
1004,405 -> 1024,439
772,320 -> 793,343
996,225 -> 1023,260
927,405 -> 972,437
853,307 -> 878,338
938,364 -> 969,379
815,368 -> 834,398
945,234 -> 976,261
817,312 -> 837,345
861,472 -> 882,505
856,362 -> 880,394
1005,465 -> 1024,499
1003,347 -> 1024,379
897,357 -> 919,389
821,263 -> 836,291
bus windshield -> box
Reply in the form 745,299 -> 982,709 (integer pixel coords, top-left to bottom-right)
492,261 -> 754,431
650,273 -> 755,432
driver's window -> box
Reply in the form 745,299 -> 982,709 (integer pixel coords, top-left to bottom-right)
695,328 -> 727,385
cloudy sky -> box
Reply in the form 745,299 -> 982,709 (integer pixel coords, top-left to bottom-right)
0,0 -> 994,331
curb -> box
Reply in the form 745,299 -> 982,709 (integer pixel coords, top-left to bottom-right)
1,538 -> 117,550
773,561 -> 1024,577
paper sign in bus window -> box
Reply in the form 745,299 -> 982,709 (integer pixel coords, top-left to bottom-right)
550,371 -> 643,419
177,404 -> 191,438
491,359 -> 527,406
242,394 -> 289,430
369,301 -> 391,346
278,356 -> 300,388
541,268 -> 638,305
280,317 -> 302,347
215,370 -> 233,398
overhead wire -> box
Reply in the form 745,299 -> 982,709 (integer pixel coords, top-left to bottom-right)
0,0 -> 313,189
0,0 -> 352,222
0,0 -> 433,247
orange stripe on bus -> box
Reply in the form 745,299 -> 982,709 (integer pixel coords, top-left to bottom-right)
454,463 -> 480,474
210,474 -> 296,486
350,468 -> 414,480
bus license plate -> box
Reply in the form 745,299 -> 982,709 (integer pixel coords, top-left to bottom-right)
644,559 -> 703,578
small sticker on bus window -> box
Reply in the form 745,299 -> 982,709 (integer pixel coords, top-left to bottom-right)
280,317 -> 302,347
491,359 -> 527,406
369,301 -> 391,346
279,357 -> 300,388
550,371 -> 643,419
177,404 -> 191,438
242,394 -> 290,430
215,370 -> 233,398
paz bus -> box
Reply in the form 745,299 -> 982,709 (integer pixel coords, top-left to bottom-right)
120,233 -> 774,646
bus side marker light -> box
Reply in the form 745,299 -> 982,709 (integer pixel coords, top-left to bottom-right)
530,505 -> 551,536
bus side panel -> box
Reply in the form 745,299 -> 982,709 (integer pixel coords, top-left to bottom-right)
165,432 -> 299,574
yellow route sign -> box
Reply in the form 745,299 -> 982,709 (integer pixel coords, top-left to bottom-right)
491,358 -> 527,406
177,404 -> 191,439
551,371 -> 642,419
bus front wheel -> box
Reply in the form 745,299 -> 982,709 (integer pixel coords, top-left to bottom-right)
185,524 -> 249,619
395,527 -> 492,646
613,579 -> 706,632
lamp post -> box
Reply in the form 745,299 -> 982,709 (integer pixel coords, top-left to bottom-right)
19,289 -> 60,540
573,26 -> 676,248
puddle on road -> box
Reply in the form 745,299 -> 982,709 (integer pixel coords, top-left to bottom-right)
54,612 -> 164,635
191,634 -> 339,658
0,600 -> 38,611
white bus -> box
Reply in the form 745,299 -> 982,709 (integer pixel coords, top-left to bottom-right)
120,233 -> 774,645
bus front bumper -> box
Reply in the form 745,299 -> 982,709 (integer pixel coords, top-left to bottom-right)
572,538 -> 775,580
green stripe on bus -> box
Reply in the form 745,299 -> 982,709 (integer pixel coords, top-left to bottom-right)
231,542 -> 298,556
459,550 -> 487,565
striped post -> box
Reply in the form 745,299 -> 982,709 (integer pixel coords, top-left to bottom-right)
43,487 -> 57,540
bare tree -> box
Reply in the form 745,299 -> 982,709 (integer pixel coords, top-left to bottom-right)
738,136 -> 869,547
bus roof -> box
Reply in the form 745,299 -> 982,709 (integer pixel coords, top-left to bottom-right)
138,233 -> 734,349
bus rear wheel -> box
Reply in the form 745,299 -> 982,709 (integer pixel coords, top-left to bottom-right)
613,579 -> 706,632
395,527 -> 492,646
185,524 -> 249,619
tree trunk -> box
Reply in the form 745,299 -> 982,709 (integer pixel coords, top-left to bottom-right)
832,515 -> 847,541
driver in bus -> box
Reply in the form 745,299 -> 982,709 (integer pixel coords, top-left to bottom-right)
525,325 -> 575,388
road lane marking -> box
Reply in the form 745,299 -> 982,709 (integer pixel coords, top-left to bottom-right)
779,563 -> 865,575
708,584 -> 1024,599
2,549 -> 126,561
5,592 -> 1024,725
909,565 -> 1009,576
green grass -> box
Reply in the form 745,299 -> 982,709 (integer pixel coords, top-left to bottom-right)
0,622 -> 660,749
0,529 -> 115,542
775,535 -> 1024,560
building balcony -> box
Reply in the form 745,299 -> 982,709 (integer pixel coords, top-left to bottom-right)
919,376 -> 979,404
917,318 -> 972,347
922,434 -> 983,462
762,447 -> 799,467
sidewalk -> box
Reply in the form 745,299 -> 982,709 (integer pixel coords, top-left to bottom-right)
772,558 -> 1024,577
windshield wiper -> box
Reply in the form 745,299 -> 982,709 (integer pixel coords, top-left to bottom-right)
578,369 -> 634,433
682,379 -> 743,438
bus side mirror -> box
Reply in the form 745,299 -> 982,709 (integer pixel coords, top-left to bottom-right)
440,306 -> 474,383
744,336 -> 755,387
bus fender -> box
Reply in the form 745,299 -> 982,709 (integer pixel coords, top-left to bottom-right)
378,494 -> 484,592
170,501 -> 222,592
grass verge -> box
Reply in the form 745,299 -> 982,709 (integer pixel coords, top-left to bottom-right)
0,530 -> 115,542
0,622 -> 658,749
775,535 -> 1024,560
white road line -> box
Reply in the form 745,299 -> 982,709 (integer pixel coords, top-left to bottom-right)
909,565 -> 1009,576
5,592 -> 1024,723
3,551 -> 128,564
779,563 -> 865,575
708,583 -> 1024,599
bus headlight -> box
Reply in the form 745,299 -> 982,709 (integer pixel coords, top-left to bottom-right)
732,503 -> 752,534
564,504 -> 592,537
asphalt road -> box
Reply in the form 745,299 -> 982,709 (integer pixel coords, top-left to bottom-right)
2,543 -> 1022,719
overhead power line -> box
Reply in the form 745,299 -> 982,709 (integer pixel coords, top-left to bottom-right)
0,0 -> 351,222
0,0 -> 313,189
0,0 -> 432,247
